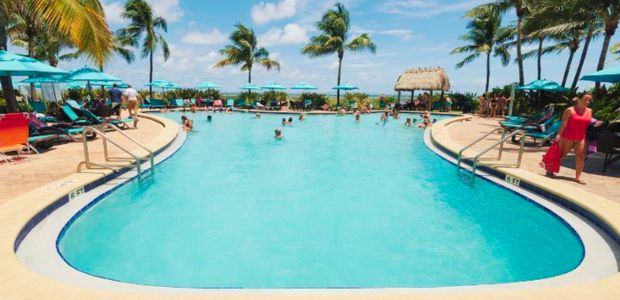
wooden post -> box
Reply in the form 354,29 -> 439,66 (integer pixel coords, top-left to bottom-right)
429,90 -> 433,111
440,90 -> 445,112
397,90 -> 401,103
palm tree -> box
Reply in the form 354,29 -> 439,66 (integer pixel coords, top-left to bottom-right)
0,0 -> 112,112
451,6 -> 512,93
613,41 -> 620,60
468,0 -> 529,85
593,0 -> 619,89
302,2 -> 376,105
521,15 -> 557,80
213,23 -> 280,84
117,0 -> 170,99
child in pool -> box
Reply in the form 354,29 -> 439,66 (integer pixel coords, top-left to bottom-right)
275,128 -> 283,139
405,118 -> 412,127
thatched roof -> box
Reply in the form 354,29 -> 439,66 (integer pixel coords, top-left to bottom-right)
394,67 -> 450,91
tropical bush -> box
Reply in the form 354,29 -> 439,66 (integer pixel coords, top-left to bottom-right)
448,92 -> 478,111
299,92 -> 328,109
262,91 -> 288,102
342,92 -> 370,108
592,84 -> 620,122
238,91 -> 260,102
163,88 -> 221,100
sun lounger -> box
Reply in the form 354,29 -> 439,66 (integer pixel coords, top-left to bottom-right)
226,99 -> 234,107
304,99 -> 312,110
522,120 -> 562,146
204,99 -> 214,107
235,99 -> 245,107
0,113 -> 36,161
64,103 -> 134,129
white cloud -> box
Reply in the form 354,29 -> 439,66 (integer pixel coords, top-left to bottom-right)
148,0 -> 184,23
379,0 -> 486,17
259,23 -> 308,46
102,1 -> 125,24
181,29 -> 228,45
251,0 -> 297,24
351,26 -> 422,40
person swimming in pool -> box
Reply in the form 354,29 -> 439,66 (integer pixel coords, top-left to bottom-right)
207,115 -> 212,122
405,117 -> 412,127
282,118 -> 287,126
299,112 -> 305,121
181,115 -> 193,131
288,117 -> 293,125
353,110 -> 361,123
274,128 -> 283,139
377,112 -> 388,126
256,112 -> 261,118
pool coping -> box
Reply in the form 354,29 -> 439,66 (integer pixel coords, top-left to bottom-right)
1,114 -> 619,299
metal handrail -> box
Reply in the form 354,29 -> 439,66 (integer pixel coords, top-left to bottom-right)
100,123 -> 154,169
457,128 -> 504,171
456,128 -> 526,182
77,126 -> 154,182
470,130 -> 526,177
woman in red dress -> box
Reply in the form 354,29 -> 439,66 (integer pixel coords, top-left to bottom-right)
556,94 -> 602,184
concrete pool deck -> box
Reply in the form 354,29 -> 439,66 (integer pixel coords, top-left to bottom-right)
0,113 -> 619,299
443,116 -> 619,202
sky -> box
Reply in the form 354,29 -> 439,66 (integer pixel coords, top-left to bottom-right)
16,0 -> 620,95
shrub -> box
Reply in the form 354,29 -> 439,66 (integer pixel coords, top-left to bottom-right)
238,91 -> 260,102
299,92 -> 328,109
262,91 -> 288,102
592,84 -> 620,122
448,92 -> 478,111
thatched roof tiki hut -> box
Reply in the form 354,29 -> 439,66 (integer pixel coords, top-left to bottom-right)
394,67 -> 450,110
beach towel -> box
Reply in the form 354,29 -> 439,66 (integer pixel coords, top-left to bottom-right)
540,140 -> 561,174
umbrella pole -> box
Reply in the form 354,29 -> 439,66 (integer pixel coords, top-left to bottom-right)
509,83 -> 516,116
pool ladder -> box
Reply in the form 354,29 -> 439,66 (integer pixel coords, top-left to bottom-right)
456,128 -> 526,182
77,124 -> 154,183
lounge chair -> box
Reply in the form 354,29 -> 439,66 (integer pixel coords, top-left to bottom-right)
65,101 -> 134,129
0,113 -> 36,161
597,122 -> 620,172
521,120 -> 562,146
204,99 -> 214,107
226,99 -> 235,107
28,113 -> 95,142
304,99 -> 312,110
235,99 -> 245,107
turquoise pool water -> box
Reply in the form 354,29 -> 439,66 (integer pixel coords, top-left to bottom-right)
58,112 -> 584,288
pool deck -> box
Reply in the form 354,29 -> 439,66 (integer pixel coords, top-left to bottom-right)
0,113 -> 619,299
443,116 -> 619,202
0,112 -> 167,205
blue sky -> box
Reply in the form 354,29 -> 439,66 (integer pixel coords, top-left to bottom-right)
32,0 -> 620,94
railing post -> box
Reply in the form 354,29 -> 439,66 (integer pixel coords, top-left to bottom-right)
517,130 -> 526,168
498,128 -> 506,161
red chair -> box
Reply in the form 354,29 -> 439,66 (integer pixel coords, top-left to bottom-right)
0,113 -> 31,162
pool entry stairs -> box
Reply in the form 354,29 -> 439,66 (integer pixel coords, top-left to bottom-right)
457,128 -> 525,182
77,124 -> 155,183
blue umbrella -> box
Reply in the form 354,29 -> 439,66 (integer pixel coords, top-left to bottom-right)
0,50 -> 68,76
239,83 -> 262,91
261,82 -> 286,91
291,82 -> 318,90
333,84 -> 359,91
516,79 -> 569,92
581,65 -> 620,83
196,81 -> 221,89
64,82 -> 86,89
64,66 -> 122,82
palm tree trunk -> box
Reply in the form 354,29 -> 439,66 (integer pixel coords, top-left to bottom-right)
562,49 -> 576,87
595,20 -> 618,90
516,11 -> 525,85
149,51 -> 154,99
0,9 -> 17,112
28,40 -> 38,102
537,38 -> 543,80
571,24 -> 594,91
248,67 -> 252,97
336,53 -> 343,106
485,51 -> 491,93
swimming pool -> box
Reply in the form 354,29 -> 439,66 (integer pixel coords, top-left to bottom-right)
57,112 -> 584,289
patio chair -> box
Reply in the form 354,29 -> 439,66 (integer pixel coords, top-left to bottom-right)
304,99 -> 312,110
235,99 -> 245,107
31,101 -> 47,114
521,120 -> 562,146
204,99 -> 214,107
226,99 -> 235,107
65,102 -> 134,129
28,113 -> 95,142
597,122 -> 620,172
0,113 -> 36,162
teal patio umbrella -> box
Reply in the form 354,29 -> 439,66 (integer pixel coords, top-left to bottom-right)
146,79 -> 179,93
64,82 -> 86,89
291,82 -> 318,91
0,50 -> 68,76
332,84 -> 359,91
196,81 -> 220,89
64,66 -> 122,82
239,83 -> 262,91
580,65 -> 620,83
261,82 -> 286,91
516,79 -> 569,92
